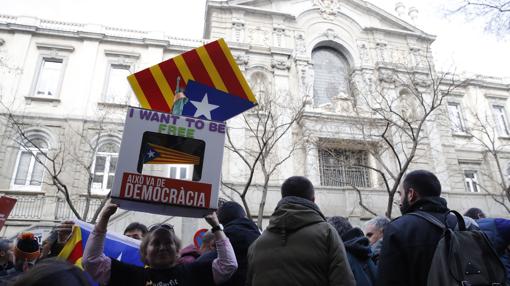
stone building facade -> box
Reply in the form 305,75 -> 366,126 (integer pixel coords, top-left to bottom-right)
0,0 -> 509,241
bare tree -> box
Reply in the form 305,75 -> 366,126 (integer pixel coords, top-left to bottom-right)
452,108 -> 510,212
322,49 -> 469,218
447,0 -> 510,36
1,105 -> 118,223
222,91 -> 305,228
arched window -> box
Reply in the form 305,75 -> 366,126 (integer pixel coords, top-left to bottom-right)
12,137 -> 49,190
249,72 -> 270,99
312,47 -> 350,106
92,141 -> 120,195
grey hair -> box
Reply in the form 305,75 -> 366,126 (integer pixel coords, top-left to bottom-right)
364,216 -> 390,231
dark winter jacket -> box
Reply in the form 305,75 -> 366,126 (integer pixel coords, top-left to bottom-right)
370,238 -> 383,265
477,218 -> 510,285
246,196 -> 355,286
342,228 -> 376,286
377,196 -> 455,286
222,217 -> 260,286
194,217 -> 260,286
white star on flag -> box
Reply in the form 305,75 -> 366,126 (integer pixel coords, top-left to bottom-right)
190,93 -> 219,120
147,150 -> 155,158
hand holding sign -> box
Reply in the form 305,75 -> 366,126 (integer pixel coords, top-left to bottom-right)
204,212 -> 220,228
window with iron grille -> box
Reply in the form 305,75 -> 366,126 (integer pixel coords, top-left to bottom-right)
319,149 -> 371,187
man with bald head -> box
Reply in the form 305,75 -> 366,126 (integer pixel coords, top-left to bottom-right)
246,176 -> 355,286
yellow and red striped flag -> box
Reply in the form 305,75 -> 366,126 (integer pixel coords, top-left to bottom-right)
58,225 -> 84,269
143,143 -> 201,165
127,38 -> 256,113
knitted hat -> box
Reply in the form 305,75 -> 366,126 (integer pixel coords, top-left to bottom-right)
217,201 -> 246,224
14,232 -> 40,261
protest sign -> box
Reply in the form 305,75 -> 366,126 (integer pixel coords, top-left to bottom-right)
0,196 -> 16,231
111,107 -> 225,218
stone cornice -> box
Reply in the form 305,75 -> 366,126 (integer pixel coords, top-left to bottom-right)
207,1 -> 295,19
0,14 -> 203,50
364,26 -> 435,42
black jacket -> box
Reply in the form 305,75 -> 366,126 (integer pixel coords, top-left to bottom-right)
342,228 -> 377,286
196,218 -> 260,286
377,197 -> 454,286
222,217 -> 260,286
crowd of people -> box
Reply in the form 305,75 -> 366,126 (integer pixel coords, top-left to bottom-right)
1,169 -> 510,285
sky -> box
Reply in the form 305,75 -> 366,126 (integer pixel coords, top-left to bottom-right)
1,0 -> 509,77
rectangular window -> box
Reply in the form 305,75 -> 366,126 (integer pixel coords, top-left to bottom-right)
464,170 -> 479,193
493,105 -> 510,136
13,151 -> 45,188
92,153 -> 118,194
319,149 -> 371,187
34,58 -> 64,97
105,64 -> 131,104
169,164 -> 194,181
447,102 -> 466,133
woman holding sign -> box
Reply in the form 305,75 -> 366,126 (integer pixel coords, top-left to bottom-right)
83,204 -> 237,285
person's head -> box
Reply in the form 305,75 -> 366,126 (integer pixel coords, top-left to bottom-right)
399,170 -> 441,214
12,258 -> 90,286
364,216 -> 390,245
14,232 -> 40,271
217,201 -> 246,225
199,231 -> 216,254
124,222 -> 148,240
464,208 -> 486,220
140,227 -> 181,269
327,216 -> 352,238
0,239 -> 13,265
281,176 -> 315,201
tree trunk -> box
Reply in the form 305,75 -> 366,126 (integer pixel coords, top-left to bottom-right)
257,178 -> 270,229
240,195 -> 252,221
385,192 -> 395,219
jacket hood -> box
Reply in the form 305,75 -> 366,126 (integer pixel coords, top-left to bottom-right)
342,228 -> 373,260
266,196 -> 326,244
225,217 -> 260,233
404,196 -> 449,215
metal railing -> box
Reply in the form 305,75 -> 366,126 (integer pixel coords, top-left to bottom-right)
55,197 -> 103,221
320,166 -> 371,188
3,193 -> 44,220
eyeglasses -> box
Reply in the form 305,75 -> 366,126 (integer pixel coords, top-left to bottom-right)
148,223 -> 175,233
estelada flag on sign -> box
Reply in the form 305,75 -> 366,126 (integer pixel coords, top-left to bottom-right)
127,38 -> 257,114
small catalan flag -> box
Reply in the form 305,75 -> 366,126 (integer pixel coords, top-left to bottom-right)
143,143 -> 201,165
127,39 -> 256,113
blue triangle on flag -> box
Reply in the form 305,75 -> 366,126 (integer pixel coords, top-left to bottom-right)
182,80 -> 256,121
142,145 -> 160,164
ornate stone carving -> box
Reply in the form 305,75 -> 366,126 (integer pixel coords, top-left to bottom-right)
0,38 -> 5,47
231,18 -> 245,43
357,41 -> 370,65
295,33 -> 306,55
272,25 -> 288,48
375,42 -> 387,62
233,54 -> 249,67
314,0 -> 341,19
322,28 -> 339,40
378,69 -> 395,83
271,58 -> 291,70
413,73 -> 432,87
247,26 -> 270,46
